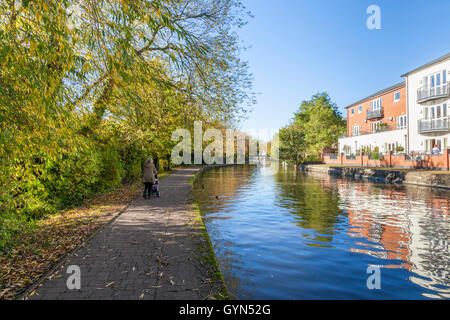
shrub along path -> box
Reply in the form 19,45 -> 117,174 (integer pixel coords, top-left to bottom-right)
17,167 -> 225,300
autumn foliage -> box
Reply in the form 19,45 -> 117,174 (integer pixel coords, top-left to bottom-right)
0,1 -> 252,253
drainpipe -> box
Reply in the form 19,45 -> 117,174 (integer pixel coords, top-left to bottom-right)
404,134 -> 408,154
405,77 -> 410,153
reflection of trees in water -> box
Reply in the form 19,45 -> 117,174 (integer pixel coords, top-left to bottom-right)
192,165 -> 257,299
193,165 -> 256,215
274,169 -> 345,241
213,243 -> 257,300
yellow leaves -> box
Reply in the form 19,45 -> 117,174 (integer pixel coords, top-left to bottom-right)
121,0 -> 129,13
155,8 -> 162,18
29,41 -> 36,54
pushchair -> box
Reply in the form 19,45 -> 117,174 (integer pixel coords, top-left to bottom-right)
151,175 -> 160,198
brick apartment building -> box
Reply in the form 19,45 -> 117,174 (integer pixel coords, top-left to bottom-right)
339,82 -> 408,155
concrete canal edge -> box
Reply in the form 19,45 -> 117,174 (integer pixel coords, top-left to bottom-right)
188,165 -> 233,300
302,164 -> 450,190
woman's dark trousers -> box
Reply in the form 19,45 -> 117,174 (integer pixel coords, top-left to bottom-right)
143,183 -> 154,199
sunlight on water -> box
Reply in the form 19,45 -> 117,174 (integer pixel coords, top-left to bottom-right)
193,165 -> 450,300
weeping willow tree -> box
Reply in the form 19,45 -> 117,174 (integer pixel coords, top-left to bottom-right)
0,0 -> 253,247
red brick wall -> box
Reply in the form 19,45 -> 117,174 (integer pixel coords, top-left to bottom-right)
322,150 -> 450,170
346,85 -> 407,136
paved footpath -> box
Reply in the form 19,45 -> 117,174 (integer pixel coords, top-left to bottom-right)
27,168 -> 222,300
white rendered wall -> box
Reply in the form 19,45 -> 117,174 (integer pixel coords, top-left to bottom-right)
338,129 -> 408,154
406,59 -> 450,153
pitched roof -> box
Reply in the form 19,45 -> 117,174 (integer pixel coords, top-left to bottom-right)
345,81 -> 405,109
401,53 -> 450,77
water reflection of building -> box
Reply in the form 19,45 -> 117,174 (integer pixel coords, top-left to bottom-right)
330,175 -> 450,298
196,166 -> 450,299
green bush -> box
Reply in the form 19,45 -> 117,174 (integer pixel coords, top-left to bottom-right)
44,145 -> 103,208
369,152 -> 383,160
0,119 -> 159,251
0,211 -> 36,253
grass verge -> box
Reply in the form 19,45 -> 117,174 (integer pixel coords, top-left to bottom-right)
189,170 -> 230,300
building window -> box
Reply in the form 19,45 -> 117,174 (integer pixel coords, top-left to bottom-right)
424,70 -> 447,88
352,125 -> 361,136
425,139 -> 443,153
358,105 -> 362,114
425,103 -> 448,120
351,108 -> 355,115
370,121 -> 383,133
394,92 -> 400,102
397,115 -> 407,129
371,98 -> 382,111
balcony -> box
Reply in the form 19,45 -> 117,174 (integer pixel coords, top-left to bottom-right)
366,108 -> 383,120
418,117 -> 450,134
417,82 -> 450,103
340,125 -> 395,139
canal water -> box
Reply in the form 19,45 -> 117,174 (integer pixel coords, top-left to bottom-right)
192,165 -> 450,299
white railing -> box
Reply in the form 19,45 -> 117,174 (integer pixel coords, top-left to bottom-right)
418,117 -> 450,133
417,82 -> 450,102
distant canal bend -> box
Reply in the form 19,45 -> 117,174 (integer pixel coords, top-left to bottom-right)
192,165 -> 450,300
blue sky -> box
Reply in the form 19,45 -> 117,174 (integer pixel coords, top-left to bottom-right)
239,0 -> 450,132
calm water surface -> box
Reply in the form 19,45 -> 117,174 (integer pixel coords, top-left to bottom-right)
192,165 -> 450,299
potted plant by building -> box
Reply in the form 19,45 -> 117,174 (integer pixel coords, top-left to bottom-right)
370,147 -> 382,160
395,146 -> 405,155
378,123 -> 389,132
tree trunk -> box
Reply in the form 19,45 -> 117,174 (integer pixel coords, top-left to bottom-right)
167,154 -> 172,171
93,77 -> 114,123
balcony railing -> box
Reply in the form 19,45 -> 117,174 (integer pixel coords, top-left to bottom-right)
340,125 -> 395,139
366,108 -> 383,120
417,82 -> 450,103
418,117 -> 450,133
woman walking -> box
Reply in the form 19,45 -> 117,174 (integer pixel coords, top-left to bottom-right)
143,157 -> 158,199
